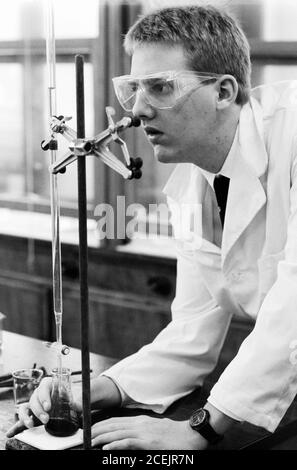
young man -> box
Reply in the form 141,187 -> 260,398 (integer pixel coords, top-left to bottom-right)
8,5 -> 297,449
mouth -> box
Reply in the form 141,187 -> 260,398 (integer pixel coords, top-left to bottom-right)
144,126 -> 164,143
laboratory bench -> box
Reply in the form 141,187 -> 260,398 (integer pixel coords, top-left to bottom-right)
2,331 -> 297,451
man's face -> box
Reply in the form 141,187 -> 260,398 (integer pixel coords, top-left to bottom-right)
130,44 -> 219,168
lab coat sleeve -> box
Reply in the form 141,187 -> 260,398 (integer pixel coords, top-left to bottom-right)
209,154 -> 297,432
102,241 -> 233,413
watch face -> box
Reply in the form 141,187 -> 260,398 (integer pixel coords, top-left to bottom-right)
190,408 -> 223,445
191,409 -> 207,427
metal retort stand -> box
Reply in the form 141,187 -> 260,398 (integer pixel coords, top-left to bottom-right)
42,2 -> 141,450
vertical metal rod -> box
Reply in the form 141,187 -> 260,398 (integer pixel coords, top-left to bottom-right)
75,54 -> 91,450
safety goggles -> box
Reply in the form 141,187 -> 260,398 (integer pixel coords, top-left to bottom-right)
112,70 -> 222,112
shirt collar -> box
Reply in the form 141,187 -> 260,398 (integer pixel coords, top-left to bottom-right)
199,126 -> 239,189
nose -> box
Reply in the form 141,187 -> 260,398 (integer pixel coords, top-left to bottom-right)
132,89 -> 156,120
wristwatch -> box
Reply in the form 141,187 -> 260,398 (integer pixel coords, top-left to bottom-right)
189,408 -> 224,445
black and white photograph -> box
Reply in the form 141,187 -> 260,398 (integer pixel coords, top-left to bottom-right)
0,0 -> 297,456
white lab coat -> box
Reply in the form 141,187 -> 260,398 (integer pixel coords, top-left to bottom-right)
103,81 -> 297,432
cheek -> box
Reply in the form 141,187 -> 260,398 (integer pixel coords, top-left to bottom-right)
192,96 -> 216,127
166,108 -> 195,138
176,112 -> 214,153
175,111 -> 200,143
162,97 -> 213,145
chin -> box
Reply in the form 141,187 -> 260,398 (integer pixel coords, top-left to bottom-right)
154,146 -> 179,164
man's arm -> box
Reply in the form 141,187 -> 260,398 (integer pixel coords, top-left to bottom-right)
89,400 -> 238,450
204,401 -> 238,435
208,154 -> 297,432
101,241 -> 233,413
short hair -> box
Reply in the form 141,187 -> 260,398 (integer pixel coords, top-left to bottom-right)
124,5 -> 251,105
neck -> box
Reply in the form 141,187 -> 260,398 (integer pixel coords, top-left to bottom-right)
193,105 -> 241,173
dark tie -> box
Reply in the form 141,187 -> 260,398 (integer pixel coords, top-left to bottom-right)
213,175 -> 230,228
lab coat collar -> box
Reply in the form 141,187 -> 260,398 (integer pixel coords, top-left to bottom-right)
163,97 -> 268,260
221,98 -> 267,262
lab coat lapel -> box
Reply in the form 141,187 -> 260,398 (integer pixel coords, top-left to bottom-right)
221,98 -> 268,264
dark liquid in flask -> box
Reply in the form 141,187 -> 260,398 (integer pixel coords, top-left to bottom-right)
45,417 -> 79,437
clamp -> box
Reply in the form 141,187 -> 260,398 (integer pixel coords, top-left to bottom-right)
41,107 -> 143,179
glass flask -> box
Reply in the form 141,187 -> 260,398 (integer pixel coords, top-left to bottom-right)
45,367 -> 80,437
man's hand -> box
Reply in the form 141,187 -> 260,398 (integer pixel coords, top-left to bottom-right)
6,377 -> 54,437
6,375 -> 121,438
91,415 -> 208,450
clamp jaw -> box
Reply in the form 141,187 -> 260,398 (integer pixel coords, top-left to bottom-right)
41,107 -> 143,179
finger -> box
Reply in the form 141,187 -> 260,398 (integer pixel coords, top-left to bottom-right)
17,402 -> 30,419
102,438 -> 144,450
29,396 -> 49,424
17,402 -> 35,427
103,416 -> 146,425
92,416 -> 141,434
29,378 -> 52,424
91,430 -> 137,448
6,420 -> 27,438
32,377 -> 52,412
7,403 -> 42,437
91,422 -> 121,435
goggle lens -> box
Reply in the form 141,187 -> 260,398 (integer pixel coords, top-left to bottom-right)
113,71 -> 221,112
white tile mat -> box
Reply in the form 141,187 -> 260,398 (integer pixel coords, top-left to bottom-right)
14,425 -> 83,450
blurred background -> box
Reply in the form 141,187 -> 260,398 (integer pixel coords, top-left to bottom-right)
0,0 -> 297,242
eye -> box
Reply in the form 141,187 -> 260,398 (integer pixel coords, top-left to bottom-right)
127,81 -> 139,93
146,79 -> 174,96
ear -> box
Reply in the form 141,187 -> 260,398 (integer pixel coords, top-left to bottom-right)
215,75 -> 239,110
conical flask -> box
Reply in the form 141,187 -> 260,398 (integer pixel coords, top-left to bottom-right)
45,367 -> 80,437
